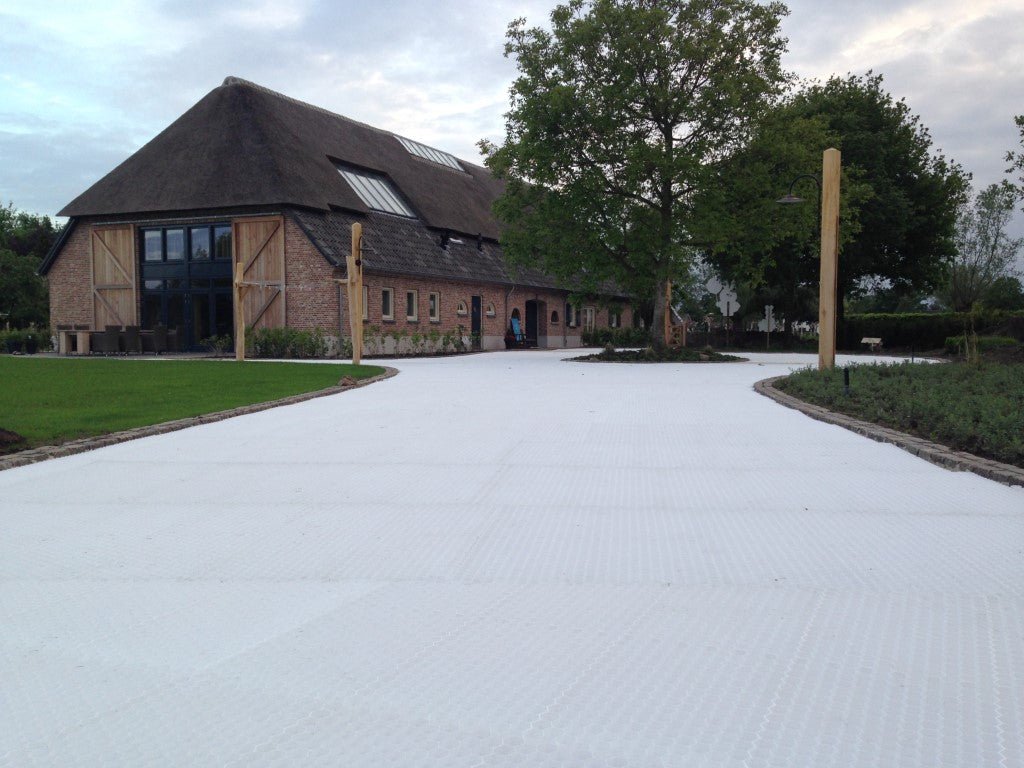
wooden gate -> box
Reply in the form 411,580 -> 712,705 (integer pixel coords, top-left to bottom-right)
91,225 -> 136,328
233,216 -> 285,330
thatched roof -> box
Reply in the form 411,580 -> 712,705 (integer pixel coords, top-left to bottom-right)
59,78 -> 504,240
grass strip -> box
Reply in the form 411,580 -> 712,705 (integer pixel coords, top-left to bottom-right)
0,357 -> 384,453
776,362 -> 1024,468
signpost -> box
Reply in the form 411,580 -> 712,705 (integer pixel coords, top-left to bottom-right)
715,284 -> 739,348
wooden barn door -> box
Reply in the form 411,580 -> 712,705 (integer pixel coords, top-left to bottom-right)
91,225 -> 137,328
233,216 -> 285,330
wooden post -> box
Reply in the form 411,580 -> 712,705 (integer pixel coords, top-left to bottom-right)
819,148 -> 841,370
348,223 -> 364,365
234,261 -> 245,361
663,280 -> 671,343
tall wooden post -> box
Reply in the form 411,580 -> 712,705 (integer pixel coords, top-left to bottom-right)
234,261 -> 245,361
819,148 -> 841,370
663,280 -> 672,343
347,223 -> 364,365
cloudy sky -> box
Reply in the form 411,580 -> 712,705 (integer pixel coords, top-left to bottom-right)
2,0 -> 1022,237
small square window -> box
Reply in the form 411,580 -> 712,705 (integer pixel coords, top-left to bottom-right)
485,302 -> 496,317
381,288 -> 394,320
406,290 -> 419,321
428,292 -> 440,322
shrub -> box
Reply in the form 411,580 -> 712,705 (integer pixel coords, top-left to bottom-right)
249,327 -> 328,359
944,335 -> 1019,354
581,326 -> 652,347
200,334 -> 233,356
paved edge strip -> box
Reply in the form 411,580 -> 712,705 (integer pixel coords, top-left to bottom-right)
755,375 -> 1024,488
0,366 -> 399,473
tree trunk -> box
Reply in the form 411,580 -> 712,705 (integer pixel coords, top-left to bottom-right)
651,279 -> 669,346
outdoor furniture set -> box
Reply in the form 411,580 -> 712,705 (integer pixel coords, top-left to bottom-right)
56,324 -> 180,355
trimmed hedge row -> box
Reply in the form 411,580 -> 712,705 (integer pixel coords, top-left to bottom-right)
581,327 -> 652,347
840,311 -> 1024,350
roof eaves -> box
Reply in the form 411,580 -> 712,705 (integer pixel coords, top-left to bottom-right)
37,218 -> 77,276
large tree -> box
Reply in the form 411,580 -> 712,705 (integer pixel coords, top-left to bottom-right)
481,0 -> 789,343
701,73 -> 967,338
943,182 -> 1022,312
0,203 -> 59,328
786,74 -> 968,306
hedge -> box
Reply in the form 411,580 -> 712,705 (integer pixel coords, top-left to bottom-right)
840,311 -> 1024,350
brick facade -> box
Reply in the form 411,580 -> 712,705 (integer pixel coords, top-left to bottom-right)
46,211 -> 632,353
47,220 -> 96,328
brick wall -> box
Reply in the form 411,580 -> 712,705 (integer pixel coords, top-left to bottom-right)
354,277 -> 586,350
48,220 -> 95,328
283,215 -> 341,333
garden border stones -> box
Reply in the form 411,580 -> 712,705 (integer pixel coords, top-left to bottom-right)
756,375 -> 1024,488
0,366 -> 398,472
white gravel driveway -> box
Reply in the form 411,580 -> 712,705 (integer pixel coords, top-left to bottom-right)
1,350 -> 1021,767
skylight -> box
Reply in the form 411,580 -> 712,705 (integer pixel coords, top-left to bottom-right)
396,136 -> 463,171
339,168 -> 416,217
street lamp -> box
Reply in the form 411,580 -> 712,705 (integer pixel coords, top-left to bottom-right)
776,150 -> 841,370
775,173 -> 820,205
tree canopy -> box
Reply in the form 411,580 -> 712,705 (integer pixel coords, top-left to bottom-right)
481,0 -> 789,342
0,203 -> 59,328
701,72 -> 967,330
943,182 -> 1022,312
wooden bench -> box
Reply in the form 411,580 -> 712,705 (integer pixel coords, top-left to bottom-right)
861,336 -> 883,352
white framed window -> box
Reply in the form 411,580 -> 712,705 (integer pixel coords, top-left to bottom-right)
429,291 -> 440,322
456,300 -> 468,316
381,287 -> 394,320
609,310 -> 621,328
582,306 -> 596,332
485,302 -> 496,317
362,286 -> 368,321
566,303 -> 578,328
406,290 -> 419,321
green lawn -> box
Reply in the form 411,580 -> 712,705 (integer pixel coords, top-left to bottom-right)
776,361 -> 1024,468
0,356 -> 385,453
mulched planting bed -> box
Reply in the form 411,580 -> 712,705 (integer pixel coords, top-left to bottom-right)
572,346 -> 745,363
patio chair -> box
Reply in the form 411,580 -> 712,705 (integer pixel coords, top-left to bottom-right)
96,325 -> 121,355
123,325 -> 141,354
152,324 -> 168,355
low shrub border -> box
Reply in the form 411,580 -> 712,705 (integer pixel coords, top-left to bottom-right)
756,367 -> 1024,486
572,345 -> 744,363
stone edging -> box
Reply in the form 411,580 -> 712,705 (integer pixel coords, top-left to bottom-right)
0,366 -> 399,473
755,375 -> 1024,488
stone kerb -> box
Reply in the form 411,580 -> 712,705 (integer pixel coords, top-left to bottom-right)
0,366 -> 398,472
755,375 -> 1024,488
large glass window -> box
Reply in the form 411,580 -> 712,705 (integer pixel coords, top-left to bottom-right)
144,230 -> 163,262
190,227 -> 211,260
139,223 -> 233,351
214,226 -> 232,259
165,229 -> 185,261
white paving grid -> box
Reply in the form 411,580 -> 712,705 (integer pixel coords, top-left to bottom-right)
1,350 -> 1022,767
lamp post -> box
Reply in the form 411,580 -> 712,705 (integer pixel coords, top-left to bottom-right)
777,149 -> 841,369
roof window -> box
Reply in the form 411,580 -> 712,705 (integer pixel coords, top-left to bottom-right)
396,136 -> 463,171
338,167 -> 416,217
